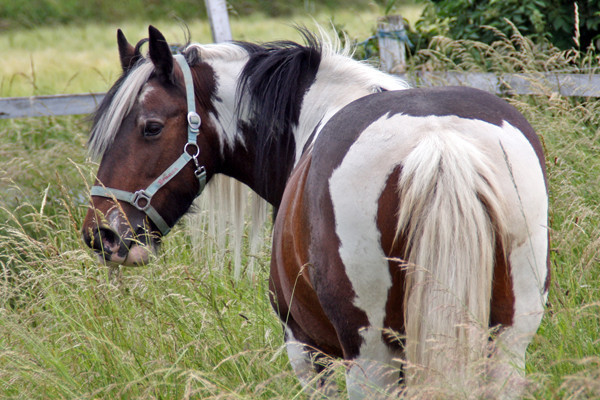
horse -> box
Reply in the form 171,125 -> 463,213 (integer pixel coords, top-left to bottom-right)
81,26 -> 549,398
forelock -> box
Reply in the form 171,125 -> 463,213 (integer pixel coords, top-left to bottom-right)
88,60 -> 155,159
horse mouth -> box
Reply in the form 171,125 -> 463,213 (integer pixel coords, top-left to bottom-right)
96,242 -> 154,267
85,222 -> 159,267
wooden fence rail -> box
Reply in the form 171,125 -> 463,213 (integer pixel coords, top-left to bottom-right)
399,71 -> 600,97
1,72 -> 599,119
0,93 -> 105,119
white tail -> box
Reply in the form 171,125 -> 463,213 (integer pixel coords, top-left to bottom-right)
396,131 -> 508,388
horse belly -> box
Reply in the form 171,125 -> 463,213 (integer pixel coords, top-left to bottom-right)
270,153 -> 343,357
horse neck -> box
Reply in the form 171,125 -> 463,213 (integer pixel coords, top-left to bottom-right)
203,56 -> 289,206
205,49 -> 408,207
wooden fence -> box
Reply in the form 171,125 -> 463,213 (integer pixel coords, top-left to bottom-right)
400,71 -> 600,97
2,9 -> 599,120
2,71 -> 599,119
0,93 -> 106,119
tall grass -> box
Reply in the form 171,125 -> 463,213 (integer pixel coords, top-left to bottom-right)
0,115 -> 302,398
1,18 -> 599,399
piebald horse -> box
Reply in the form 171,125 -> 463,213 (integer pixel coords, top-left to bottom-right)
82,26 -> 549,398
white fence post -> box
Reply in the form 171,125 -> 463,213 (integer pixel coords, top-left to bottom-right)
377,15 -> 408,74
204,0 -> 232,43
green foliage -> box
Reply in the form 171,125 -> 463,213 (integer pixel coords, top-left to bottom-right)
415,0 -> 600,51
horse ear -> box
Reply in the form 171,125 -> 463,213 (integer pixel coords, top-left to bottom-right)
148,25 -> 174,82
117,29 -> 138,73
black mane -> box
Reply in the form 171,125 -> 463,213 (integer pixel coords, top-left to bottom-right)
236,32 -> 322,199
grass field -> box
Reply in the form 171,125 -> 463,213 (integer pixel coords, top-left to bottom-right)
0,4 -> 424,98
1,7 -> 599,399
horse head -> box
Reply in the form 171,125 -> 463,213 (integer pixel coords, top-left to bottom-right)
81,26 -> 219,266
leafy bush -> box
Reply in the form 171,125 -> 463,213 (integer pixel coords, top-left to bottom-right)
415,0 -> 600,51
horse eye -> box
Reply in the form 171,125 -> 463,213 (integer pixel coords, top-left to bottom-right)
143,121 -> 164,137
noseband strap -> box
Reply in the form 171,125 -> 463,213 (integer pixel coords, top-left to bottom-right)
90,54 -> 207,236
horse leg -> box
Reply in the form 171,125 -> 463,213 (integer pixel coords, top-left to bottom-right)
345,331 -> 403,399
270,266 -> 339,397
487,224 -> 548,399
283,323 -> 338,397
321,150 -> 405,398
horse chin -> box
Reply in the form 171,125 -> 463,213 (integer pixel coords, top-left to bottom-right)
123,243 -> 154,266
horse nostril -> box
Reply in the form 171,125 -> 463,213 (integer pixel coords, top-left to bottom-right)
99,227 -> 120,250
84,225 -> 120,255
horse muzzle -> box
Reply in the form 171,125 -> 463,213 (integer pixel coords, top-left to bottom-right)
82,205 -> 157,266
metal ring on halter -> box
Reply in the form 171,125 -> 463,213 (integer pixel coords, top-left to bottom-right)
187,111 -> 201,131
184,142 -> 200,158
132,190 -> 152,211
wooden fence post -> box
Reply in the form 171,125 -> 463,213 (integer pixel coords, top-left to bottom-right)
204,0 -> 232,43
377,15 -> 408,74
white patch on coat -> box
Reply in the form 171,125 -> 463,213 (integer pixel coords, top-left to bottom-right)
484,122 -> 548,399
346,345 -> 402,399
327,113 -> 418,397
284,327 -> 316,390
137,83 -> 155,105
206,56 -> 249,152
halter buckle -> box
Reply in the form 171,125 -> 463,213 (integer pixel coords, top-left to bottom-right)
132,190 -> 152,211
187,112 -> 201,132
195,165 -> 206,179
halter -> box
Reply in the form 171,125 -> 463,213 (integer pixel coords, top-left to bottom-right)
90,54 -> 207,235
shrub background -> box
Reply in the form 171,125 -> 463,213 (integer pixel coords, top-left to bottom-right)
415,0 -> 600,51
